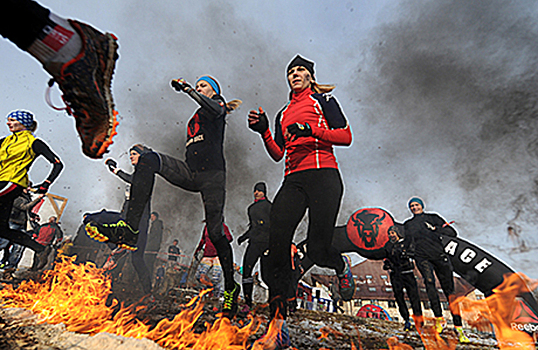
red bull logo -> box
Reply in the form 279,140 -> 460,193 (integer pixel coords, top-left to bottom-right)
346,208 -> 393,252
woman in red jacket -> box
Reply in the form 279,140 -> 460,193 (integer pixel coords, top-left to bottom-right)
248,55 -> 355,324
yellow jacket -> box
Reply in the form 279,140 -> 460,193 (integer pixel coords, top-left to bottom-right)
0,130 -> 36,188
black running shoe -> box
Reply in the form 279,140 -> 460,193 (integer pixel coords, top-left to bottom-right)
48,20 -> 119,159
85,219 -> 138,251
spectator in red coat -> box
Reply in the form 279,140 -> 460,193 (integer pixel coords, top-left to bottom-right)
194,222 -> 232,297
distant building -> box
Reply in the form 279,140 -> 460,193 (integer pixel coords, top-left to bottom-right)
310,259 -> 477,326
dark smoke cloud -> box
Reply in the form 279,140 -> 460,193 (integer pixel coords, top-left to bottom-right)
349,0 -> 538,273
54,0 -> 538,278
109,0 -> 295,253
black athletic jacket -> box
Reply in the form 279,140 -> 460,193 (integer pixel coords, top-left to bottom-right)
237,198 -> 272,245
403,212 -> 456,261
185,93 -> 227,173
383,237 -> 415,274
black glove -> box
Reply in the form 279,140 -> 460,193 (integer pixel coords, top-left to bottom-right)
171,78 -> 192,93
34,181 -> 51,194
287,122 -> 312,139
105,158 -> 117,173
382,258 -> 392,271
248,109 -> 269,134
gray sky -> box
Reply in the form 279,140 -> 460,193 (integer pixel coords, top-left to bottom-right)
1,0 -> 537,278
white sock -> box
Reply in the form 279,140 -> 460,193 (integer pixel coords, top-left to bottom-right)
27,13 -> 82,76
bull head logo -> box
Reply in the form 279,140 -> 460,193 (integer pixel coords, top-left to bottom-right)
351,211 -> 386,248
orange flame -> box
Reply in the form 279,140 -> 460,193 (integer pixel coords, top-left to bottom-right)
455,273 -> 538,350
415,321 -> 458,350
3,257 -> 537,350
0,256 -> 260,349
386,336 -> 414,350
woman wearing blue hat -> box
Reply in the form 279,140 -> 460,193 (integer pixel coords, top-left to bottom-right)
87,76 -> 243,318
403,196 -> 470,343
0,110 -> 63,253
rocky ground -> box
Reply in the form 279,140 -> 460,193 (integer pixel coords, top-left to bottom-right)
0,271 -> 503,350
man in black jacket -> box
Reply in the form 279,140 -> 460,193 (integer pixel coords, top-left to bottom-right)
383,225 -> 422,331
237,182 -> 271,311
145,211 -> 163,278
403,197 -> 469,343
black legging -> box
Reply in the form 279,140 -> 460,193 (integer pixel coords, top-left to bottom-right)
129,205 -> 152,294
241,242 -> 267,307
0,182 -> 43,252
266,168 -> 345,319
416,256 -> 462,326
390,271 -> 422,322
155,152 -> 234,291
126,151 -> 234,291
2,0 -> 51,50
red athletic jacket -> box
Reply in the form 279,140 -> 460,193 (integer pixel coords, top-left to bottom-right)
261,87 -> 352,176
195,223 -> 232,258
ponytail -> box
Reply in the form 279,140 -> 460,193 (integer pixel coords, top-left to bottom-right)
288,81 -> 336,100
29,121 -> 37,132
311,81 -> 335,94
225,99 -> 242,114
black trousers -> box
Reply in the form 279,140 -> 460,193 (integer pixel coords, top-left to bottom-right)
241,241 -> 268,307
416,256 -> 462,326
266,168 -> 345,319
390,270 -> 422,322
129,205 -> 151,294
0,182 -> 42,252
2,0 -> 50,50
155,152 -> 234,290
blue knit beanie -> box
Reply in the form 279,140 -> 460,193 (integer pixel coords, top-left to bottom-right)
408,197 -> 424,209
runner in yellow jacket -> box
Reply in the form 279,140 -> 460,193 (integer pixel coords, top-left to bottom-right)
0,110 -> 63,252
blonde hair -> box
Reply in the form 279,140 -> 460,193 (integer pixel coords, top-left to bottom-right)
225,99 -> 242,114
311,81 -> 335,94
288,76 -> 336,99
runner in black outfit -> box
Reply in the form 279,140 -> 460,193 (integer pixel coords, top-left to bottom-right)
91,144 -> 153,295
0,110 -> 63,253
237,182 -> 271,311
382,225 -> 422,331
403,197 -> 469,343
85,76 -> 242,317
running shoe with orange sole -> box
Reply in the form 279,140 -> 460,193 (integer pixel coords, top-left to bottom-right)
47,20 -> 119,159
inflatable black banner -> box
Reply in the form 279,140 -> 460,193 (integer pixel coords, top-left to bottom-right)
295,207 -> 538,321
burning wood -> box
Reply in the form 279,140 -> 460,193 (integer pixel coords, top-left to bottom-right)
0,255 -> 527,349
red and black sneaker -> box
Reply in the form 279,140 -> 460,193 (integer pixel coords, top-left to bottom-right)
337,255 -> 355,301
48,20 -> 119,159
